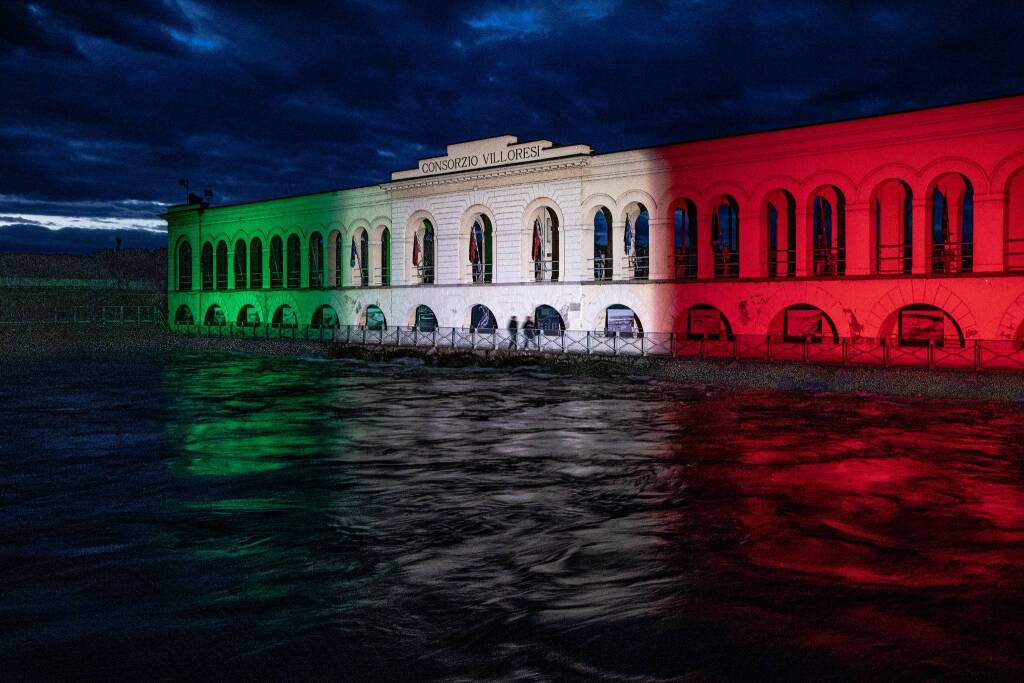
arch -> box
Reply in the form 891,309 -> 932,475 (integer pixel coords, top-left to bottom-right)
326,228 -> 343,287
233,239 -> 247,289
237,304 -> 261,327
604,304 -> 643,337
173,304 -> 194,325
878,304 -> 966,348
709,194 -> 739,278
285,234 -> 301,288
616,189 -> 658,217
346,227 -> 369,287
249,237 -> 263,288
769,304 -> 839,343
926,172 -> 973,273
919,156 -> 988,195
469,304 -> 497,331
379,227 -> 391,286
176,238 -> 192,291
311,304 -> 339,329
763,189 -> 796,278
870,179 -> 913,274
534,304 -> 565,334
1005,167 -> 1024,270
408,215 -> 436,285
364,304 -> 387,330
680,304 -> 733,340
592,205 -> 614,280
621,201 -> 650,280
269,235 -> 284,288
200,242 -> 214,291
272,304 -> 298,328
857,163 -> 922,202
670,198 -> 698,279
414,304 -> 438,331
460,206 -> 495,284
807,185 -> 846,276
524,201 -> 561,282
215,240 -> 228,290
308,231 -> 324,288
203,304 -> 225,326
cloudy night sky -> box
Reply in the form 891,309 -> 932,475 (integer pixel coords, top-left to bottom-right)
1,0 -> 1022,253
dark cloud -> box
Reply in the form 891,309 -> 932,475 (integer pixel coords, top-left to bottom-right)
0,0 -> 1021,229
0,224 -> 167,254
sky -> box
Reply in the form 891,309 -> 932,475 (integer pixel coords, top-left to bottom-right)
1,0 -> 1022,253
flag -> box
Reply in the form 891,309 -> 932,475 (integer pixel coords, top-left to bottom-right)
469,223 -> 479,264
532,219 -> 542,261
711,208 -> 721,249
940,188 -> 950,244
412,234 -> 421,267
350,238 -> 357,267
624,216 -> 632,255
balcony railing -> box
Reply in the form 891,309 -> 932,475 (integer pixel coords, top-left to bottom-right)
620,255 -> 650,280
673,251 -> 697,280
713,250 -> 739,278
530,259 -> 559,282
811,246 -> 845,276
930,241 -> 972,274
589,256 -> 614,281
415,265 -> 435,284
765,248 -> 797,278
463,262 -> 493,284
877,243 -> 912,274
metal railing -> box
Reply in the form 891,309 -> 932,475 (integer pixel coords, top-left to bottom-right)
877,243 -> 912,274
930,241 -> 973,274
673,251 -> 698,280
620,255 -> 650,280
811,246 -> 845,276
0,305 -> 166,325
530,259 -> 559,282
713,250 -> 739,278
765,248 -> 797,278
589,256 -> 613,281
1007,238 -> 1024,272
414,265 -> 435,284
464,262 -> 494,284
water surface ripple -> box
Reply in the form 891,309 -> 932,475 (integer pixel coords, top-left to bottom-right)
2,352 -> 1023,679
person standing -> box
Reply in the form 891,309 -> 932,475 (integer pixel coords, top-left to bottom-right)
507,315 -> 518,351
523,315 -> 536,350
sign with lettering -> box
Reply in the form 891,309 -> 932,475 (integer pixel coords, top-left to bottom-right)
392,136 -> 592,180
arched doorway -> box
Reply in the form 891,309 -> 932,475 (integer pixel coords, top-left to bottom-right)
872,179 -> 913,274
249,237 -> 263,289
534,304 -> 564,334
174,304 -> 194,325
411,219 -> 435,284
623,202 -> 650,280
351,229 -> 369,287
237,304 -> 261,326
272,304 -> 298,328
176,239 -> 192,291
308,232 -> 324,288
201,242 -> 213,290
686,305 -> 732,340
809,186 -> 846,276
470,304 -> 497,332
673,201 -> 698,279
233,239 -> 247,289
711,196 -> 740,278
465,214 -> 493,284
215,240 -> 228,290
415,305 -> 438,331
379,228 -> 391,286
286,235 -> 301,288
764,190 -> 796,277
929,173 -> 973,273
604,304 -> 642,337
365,305 -> 386,330
204,304 -> 225,326
528,206 -> 559,281
269,236 -> 283,288
311,305 -> 339,329
593,206 -> 613,280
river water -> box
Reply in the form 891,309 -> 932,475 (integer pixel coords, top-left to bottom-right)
2,351 -> 1023,680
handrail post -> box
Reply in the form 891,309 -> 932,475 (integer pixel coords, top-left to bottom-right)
613,332 -> 618,356
586,331 -> 591,354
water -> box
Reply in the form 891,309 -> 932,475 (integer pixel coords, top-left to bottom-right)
2,351 -> 1024,680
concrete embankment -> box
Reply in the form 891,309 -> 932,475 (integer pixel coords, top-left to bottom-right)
3,324 -> 1024,401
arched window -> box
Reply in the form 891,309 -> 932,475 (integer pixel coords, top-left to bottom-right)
604,304 -> 642,337
308,232 -> 324,288
779,304 -> 839,343
686,305 -> 732,340
873,180 -> 913,274
204,304 -> 225,326
234,239 -> 247,289
764,190 -> 795,278
673,202 -> 698,279
528,207 -> 559,282
466,215 -> 493,284
286,234 -> 301,288
470,304 -> 496,332
269,236 -> 283,288
534,304 -> 565,334
215,241 -> 228,290
237,304 -> 261,326
176,240 -> 192,291
350,229 -> 369,287
623,203 -> 649,280
412,220 -> 434,284
173,304 -> 194,325
415,304 -> 437,331
249,237 -> 263,288
311,305 -> 339,329
895,304 -> 964,348
272,304 -> 297,328
711,196 -> 739,278
200,242 -> 213,291
380,228 -> 391,286
810,187 -> 845,276
333,232 -> 344,286
365,305 -> 386,330
930,174 -> 973,274
593,207 -> 613,280
1007,169 -> 1024,271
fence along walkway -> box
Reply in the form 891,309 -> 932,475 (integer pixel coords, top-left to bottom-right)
177,323 -> 1024,373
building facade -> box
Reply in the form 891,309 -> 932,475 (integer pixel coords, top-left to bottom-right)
164,95 -> 1024,350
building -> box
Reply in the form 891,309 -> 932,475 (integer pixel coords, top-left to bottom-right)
164,94 -> 1024,358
